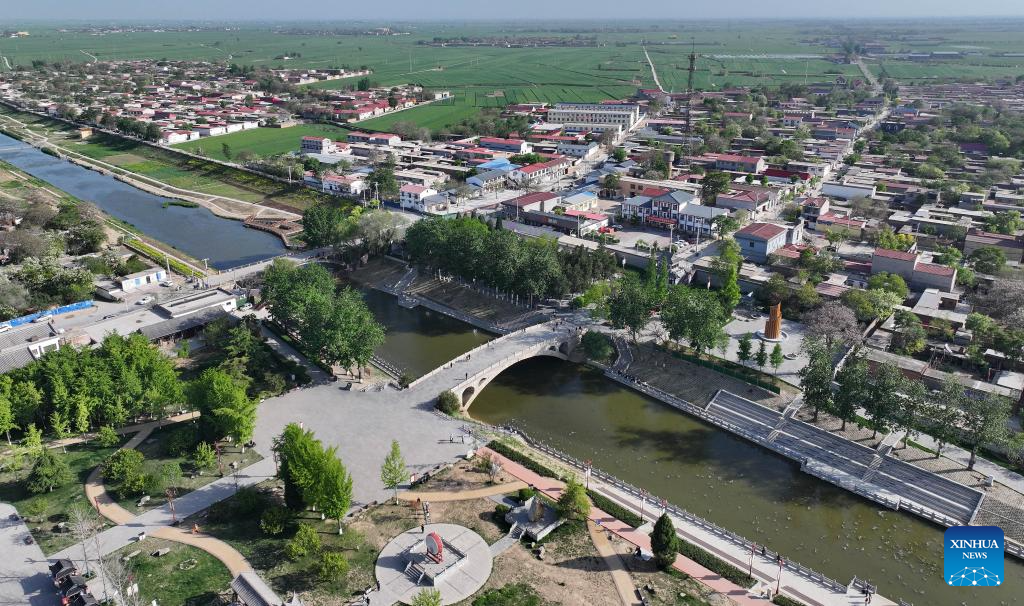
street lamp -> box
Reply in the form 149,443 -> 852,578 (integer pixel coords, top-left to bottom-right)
748,542 -> 756,577
776,555 -> 784,595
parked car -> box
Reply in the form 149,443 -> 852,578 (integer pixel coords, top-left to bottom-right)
102,314 -> 117,320
136,296 -> 153,305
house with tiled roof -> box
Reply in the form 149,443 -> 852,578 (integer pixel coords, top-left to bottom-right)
716,184 -> 781,217
871,248 -> 957,292
734,222 -> 789,263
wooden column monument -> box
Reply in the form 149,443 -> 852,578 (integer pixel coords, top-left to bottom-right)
765,303 -> 782,340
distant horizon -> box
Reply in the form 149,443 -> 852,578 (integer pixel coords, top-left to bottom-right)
4,0 -> 1024,22
8,16 -> 1024,24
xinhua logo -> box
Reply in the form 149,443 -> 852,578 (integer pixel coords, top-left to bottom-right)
944,526 -> 1004,587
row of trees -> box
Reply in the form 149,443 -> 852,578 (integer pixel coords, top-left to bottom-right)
801,342 -> 1011,469
302,204 -> 402,256
262,260 -> 385,375
404,216 -> 618,301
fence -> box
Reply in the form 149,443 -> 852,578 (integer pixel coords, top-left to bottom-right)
5,300 -> 93,327
480,423 -> 851,596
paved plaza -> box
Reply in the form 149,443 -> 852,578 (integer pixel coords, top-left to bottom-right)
721,313 -> 810,387
0,503 -> 59,606
373,523 -> 492,605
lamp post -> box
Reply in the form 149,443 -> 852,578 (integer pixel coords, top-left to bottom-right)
748,542 -> 756,577
776,555 -> 784,595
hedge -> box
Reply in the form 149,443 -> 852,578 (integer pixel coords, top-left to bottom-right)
773,595 -> 807,606
485,440 -> 560,479
677,537 -> 755,588
587,489 -> 642,528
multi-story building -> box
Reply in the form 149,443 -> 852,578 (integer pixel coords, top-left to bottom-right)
300,136 -> 338,155
478,137 -> 531,154
547,103 -> 641,129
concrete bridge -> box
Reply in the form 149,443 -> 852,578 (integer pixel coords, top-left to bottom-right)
406,320 -> 581,408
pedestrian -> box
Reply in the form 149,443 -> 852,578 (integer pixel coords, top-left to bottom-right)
761,546 -> 767,557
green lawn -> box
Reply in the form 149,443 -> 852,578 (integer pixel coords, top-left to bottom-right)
358,98 -> 482,133
0,440 -> 124,555
114,538 -> 232,606
174,123 -> 351,161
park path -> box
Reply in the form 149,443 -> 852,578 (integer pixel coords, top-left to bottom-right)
151,526 -> 251,576
84,424 -> 155,525
588,520 -> 642,606
479,446 -> 766,606
397,481 -> 526,503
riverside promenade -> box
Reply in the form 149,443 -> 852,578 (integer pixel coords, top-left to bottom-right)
479,444 -> 893,606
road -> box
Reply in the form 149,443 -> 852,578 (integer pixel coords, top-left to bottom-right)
642,47 -> 665,93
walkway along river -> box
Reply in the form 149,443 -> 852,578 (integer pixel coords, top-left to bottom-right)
0,132 -> 285,269
470,357 -> 1024,606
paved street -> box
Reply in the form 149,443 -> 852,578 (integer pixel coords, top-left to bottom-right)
0,503 -> 59,606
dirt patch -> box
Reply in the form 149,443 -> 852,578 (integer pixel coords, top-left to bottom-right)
458,523 -> 620,606
629,344 -> 791,409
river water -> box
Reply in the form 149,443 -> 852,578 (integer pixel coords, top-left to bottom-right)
470,358 -> 1024,606
0,132 -> 285,269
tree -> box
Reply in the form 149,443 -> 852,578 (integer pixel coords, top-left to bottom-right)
770,343 -> 784,376
102,449 -> 147,497
927,380 -> 966,459
833,351 -> 868,431
754,340 -> 768,373
984,210 -> 1022,235
800,342 -> 835,422
318,551 -> 349,582
27,449 -> 72,493
301,203 -> 349,248
437,390 -> 460,415
661,286 -> 730,356
607,274 -> 652,344
0,394 -> 16,445
21,423 -> 43,455
841,288 -> 902,323
711,239 -> 742,313
651,513 -> 678,569
556,477 -> 590,521
875,226 -> 914,251
891,310 -> 927,355
865,363 -> 905,439
961,394 -> 1011,470
971,246 -> 1006,275
221,142 -> 232,160
737,332 -> 753,367
867,272 -> 910,299
612,147 -> 628,162
320,454 -> 353,533
192,441 -> 216,471
96,425 -> 119,448
380,440 -> 409,504
189,368 -> 257,443
411,588 -> 443,606
580,331 -> 615,362
700,171 -> 731,205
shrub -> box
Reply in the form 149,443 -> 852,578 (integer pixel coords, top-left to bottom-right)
677,536 -> 755,587
494,503 -> 511,518
191,441 -> 216,471
556,477 -> 590,521
517,487 -> 536,503
317,550 -> 349,582
472,583 -> 544,606
233,486 -> 264,516
580,331 -> 615,362
398,373 -> 413,389
437,390 -> 460,415
96,425 -> 120,448
260,505 -> 290,536
773,596 -> 808,606
286,523 -> 322,560
102,449 -> 147,497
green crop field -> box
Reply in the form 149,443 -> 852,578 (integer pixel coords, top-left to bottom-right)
173,123 -> 350,160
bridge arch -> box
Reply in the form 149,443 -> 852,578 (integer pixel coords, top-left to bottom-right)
457,348 -> 570,410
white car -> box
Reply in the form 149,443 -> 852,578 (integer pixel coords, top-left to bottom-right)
137,296 -> 154,305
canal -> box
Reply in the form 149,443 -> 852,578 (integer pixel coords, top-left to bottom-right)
470,357 -> 1024,606
358,287 -> 493,378
0,132 -> 286,269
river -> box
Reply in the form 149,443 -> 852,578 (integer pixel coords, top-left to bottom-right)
0,132 -> 285,269
470,357 -> 1024,606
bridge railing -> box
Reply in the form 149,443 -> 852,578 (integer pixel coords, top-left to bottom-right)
478,423 -> 851,596
406,321 -> 565,391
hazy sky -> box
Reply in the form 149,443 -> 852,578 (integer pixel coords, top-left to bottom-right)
7,0 -> 1024,21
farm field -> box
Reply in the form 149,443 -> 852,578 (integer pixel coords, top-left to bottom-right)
174,123 -> 350,160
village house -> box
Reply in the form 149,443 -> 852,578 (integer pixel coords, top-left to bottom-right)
399,184 -> 439,212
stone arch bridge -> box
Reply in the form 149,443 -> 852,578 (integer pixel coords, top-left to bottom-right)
405,320 -> 582,409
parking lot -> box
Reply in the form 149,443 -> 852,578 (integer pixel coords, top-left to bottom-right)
0,503 -> 59,606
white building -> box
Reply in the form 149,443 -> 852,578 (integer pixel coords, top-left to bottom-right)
399,184 -> 439,211
300,136 -> 338,155
547,103 -> 640,129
